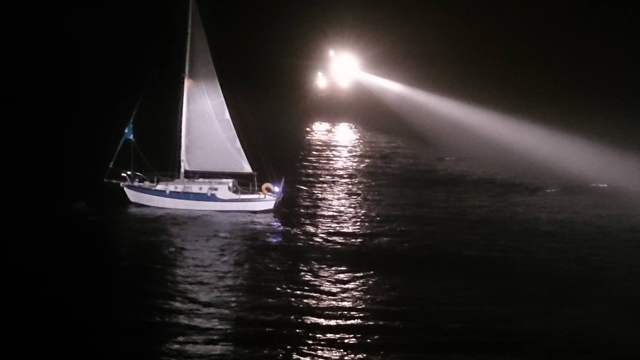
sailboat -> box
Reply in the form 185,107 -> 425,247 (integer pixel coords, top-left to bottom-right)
105,0 -> 282,212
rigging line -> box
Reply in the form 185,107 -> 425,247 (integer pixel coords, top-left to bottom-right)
248,107 -> 276,180
105,83 -> 148,179
232,86 -> 277,181
110,165 -> 178,182
132,140 -> 159,175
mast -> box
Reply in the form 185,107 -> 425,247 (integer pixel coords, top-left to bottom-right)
179,0 -> 194,180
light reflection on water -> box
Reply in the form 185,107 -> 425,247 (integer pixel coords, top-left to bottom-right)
288,121 -> 375,359
101,118 -> 640,359
120,149 -> 377,359
302,122 -> 369,240
118,208 -> 282,358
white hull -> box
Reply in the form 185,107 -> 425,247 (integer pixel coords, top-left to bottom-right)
122,180 -> 278,212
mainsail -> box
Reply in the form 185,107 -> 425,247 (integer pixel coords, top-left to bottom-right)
180,1 -> 253,174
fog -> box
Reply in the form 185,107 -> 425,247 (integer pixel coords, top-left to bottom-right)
358,72 -> 640,191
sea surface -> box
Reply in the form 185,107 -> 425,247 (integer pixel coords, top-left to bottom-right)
54,121 -> 639,359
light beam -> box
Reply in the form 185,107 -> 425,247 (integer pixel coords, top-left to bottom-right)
357,72 -> 640,191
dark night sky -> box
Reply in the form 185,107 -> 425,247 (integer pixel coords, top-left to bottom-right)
45,0 -> 640,206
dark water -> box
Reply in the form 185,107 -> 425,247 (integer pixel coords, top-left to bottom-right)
55,122 -> 639,359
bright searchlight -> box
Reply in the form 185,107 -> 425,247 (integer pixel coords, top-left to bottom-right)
331,53 -> 360,88
317,71 -> 327,88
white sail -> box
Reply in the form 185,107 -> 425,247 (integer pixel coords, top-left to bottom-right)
181,1 -> 253,173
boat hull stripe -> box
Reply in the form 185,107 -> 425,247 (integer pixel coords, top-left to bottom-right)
124,185 -> 273,203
